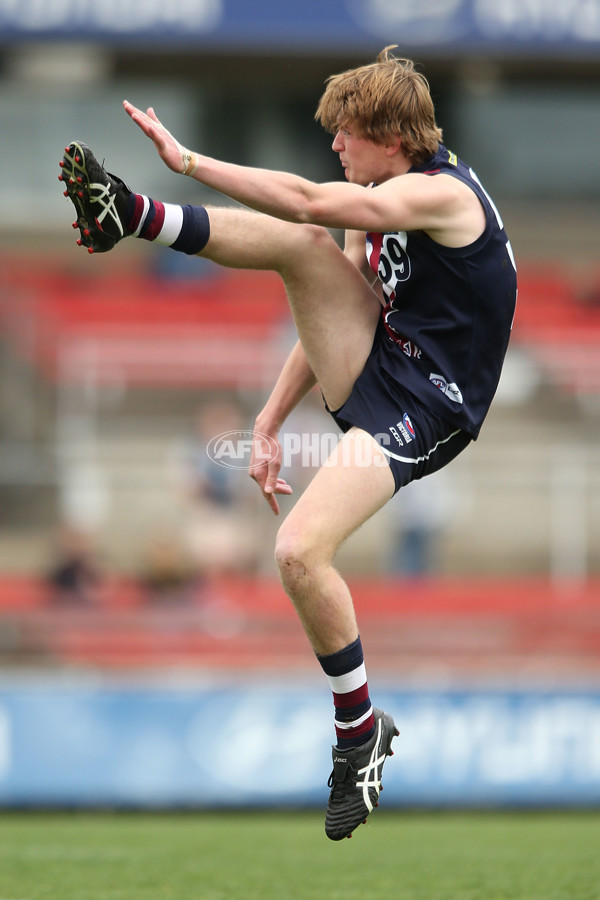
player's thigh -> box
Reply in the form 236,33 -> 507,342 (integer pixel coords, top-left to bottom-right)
276,427 -> 395,564
283,229 -> 383,410
203,209 -> 382,409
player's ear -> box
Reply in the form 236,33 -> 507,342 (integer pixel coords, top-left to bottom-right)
384,135 -> 403,157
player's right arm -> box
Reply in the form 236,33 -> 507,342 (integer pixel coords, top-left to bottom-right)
122,101 -> 483,244
250,340 -> 317,515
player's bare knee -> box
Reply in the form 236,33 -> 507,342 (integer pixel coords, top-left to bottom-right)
277,555 -> 308,598
282,223 -> 337,272
275,529 -> 321,594
303,223 -> 338,254
275,535 -> 305,589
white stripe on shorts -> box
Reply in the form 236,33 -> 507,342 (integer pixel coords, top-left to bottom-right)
380,428 -> 462,465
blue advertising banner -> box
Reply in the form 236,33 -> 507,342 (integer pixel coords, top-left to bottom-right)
0,0 -> 599,51
1,679 -> 600,807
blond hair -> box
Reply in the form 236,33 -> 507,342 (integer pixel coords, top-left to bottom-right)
315,46 -> 442,164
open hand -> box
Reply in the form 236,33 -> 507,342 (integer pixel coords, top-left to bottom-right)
123,100 -> 192,175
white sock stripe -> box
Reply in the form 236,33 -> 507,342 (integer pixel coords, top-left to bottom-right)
334,704 -> 373,729
131,195 -> 150,238
157,203 -> 184,246
327,662 -> 367,695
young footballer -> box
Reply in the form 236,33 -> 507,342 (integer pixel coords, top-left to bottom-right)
59,46 -> 517,839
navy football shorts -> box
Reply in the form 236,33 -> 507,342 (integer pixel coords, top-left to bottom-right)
328,323 -> 472,495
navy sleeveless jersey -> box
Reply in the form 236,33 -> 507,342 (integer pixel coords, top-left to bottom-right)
366,143 -> 517,438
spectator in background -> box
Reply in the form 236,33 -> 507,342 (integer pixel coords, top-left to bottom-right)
138,531 -> 199,605
385,467 -> 453,577
45,524 -> 103,605
168,398 -> 261,577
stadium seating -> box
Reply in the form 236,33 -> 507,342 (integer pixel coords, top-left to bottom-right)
1,260 -> 599,677
0,263 -> 290,389
1,574 -> 599,676
513,266 -> 600,397
2,258 -> 599,395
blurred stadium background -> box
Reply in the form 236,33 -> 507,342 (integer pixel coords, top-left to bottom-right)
0,0 -> 599,809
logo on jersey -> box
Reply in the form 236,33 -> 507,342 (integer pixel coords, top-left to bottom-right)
400,339 -> 421,359
383,317 -> 423,360
429,373 -> 464,405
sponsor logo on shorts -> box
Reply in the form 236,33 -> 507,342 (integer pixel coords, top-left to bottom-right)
389,425 -> 403,446
389,412 -> 415,446
429,373 -> 464,405
403,413 -> 415,439
397,421 -> 412,443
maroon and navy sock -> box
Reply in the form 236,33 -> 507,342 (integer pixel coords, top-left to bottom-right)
122,192 -> 210,255
317,635 -> 375,750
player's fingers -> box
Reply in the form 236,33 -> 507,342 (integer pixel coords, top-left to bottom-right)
264,474 -> 292,514
265,491 -> 280,516
126,107 -> 153,138
122,99 -> 139,118
248,463 -> 267,489
123,102 -> 150,132
263,462 -> 281,495
264,478 -> 293,515
272,478 -> 293,496
146,107 -> 162,126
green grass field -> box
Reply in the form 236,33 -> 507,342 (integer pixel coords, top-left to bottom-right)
0,810 -> 599,900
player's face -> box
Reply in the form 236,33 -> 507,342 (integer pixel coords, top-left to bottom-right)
331,123 -> 392,186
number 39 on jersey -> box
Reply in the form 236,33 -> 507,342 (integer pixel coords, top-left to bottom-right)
366,231 -> 411,301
